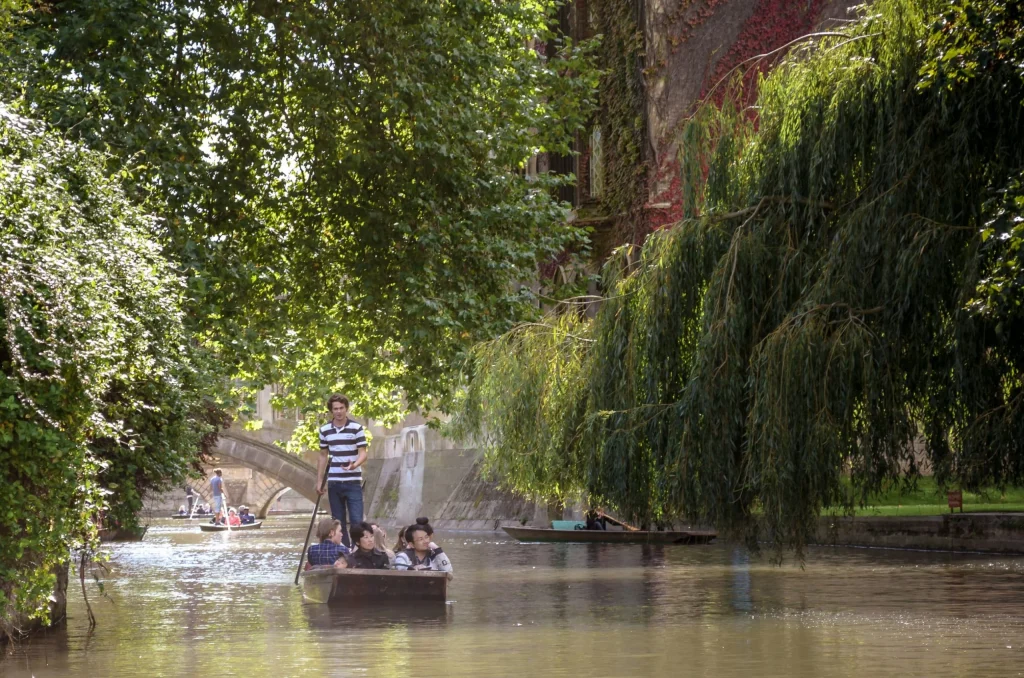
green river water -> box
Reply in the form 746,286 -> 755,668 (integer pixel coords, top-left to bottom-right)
2,515 -> 1023,677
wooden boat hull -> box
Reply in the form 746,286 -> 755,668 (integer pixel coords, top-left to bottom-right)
98,526 -> 148,542
502,526 -> 716,544
198,521 -> 263,532
300,568 -> 451,605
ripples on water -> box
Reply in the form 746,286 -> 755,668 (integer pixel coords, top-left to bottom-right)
3,516 -> 1023,677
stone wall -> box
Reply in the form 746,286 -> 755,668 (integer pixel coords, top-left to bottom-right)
361,448 -> 543,530
813,513 -> 1024,554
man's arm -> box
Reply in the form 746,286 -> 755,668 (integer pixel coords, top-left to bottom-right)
316,449 -> 328,496
348,446 -> 368,470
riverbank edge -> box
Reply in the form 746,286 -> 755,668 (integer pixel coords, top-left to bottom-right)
1,562 -> 68,644
427,513 -> 1024,556
811,512 -> 1024,554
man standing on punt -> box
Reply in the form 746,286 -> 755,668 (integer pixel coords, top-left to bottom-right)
315,394 -> 368,548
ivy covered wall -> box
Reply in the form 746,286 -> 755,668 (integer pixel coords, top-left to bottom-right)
584,0 -> 863,245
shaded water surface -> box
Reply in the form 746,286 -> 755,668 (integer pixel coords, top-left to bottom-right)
3,516 -> 1023,677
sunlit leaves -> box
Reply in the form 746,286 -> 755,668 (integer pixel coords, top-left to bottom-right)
2,0 -> 598,423
0,107 -> 213,630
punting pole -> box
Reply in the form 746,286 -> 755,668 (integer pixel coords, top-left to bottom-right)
295,464 -> 330,585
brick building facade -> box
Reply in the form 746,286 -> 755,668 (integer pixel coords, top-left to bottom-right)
550,0 -> 861,252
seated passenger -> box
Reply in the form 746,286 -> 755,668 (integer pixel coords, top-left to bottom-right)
393,528 -> 409,553
371,523 -> 396,566
210,511 -> 226,525
177,505 -> 187,516
200,503 -> 211,515
348,522 -> 390,569
416,516 -> 440,549
394,520 -> 453,575
307,518 -> 351,569
239,506 -> 256,524
227,508 -> 241,527
396,517 -> 437,550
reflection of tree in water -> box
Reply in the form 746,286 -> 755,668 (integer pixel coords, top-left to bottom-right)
730,548 -> 753,613
575,544 -> 667,623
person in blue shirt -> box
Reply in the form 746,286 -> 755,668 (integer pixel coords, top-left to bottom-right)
209,468 -> 228,515
238,506 -> 256,525
307,518 -> 351,569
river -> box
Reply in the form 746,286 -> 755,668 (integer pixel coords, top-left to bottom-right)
2,516 -> 1023,677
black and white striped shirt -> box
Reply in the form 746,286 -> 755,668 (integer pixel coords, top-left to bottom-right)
319,419 -> 368,483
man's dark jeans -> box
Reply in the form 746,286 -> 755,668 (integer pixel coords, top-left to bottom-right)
327,481 -> 363,547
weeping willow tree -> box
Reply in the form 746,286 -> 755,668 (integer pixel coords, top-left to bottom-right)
454,0 -> 1024,550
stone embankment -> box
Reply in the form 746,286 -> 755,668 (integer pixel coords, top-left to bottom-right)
813,513 -> 1024,554
360,447 -> 546,530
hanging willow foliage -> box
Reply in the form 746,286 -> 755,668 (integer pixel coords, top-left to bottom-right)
454,0 -> 1024,551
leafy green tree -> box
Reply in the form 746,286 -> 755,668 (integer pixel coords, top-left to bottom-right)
0,107 -> 211,633
456,0 -> 1024,550
2,0 -> 598,423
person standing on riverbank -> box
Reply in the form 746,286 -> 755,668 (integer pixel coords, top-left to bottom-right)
210,468 -> 228,514
315,394 -> 368,547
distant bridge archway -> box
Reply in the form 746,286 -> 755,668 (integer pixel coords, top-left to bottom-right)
214,432 -> 318,518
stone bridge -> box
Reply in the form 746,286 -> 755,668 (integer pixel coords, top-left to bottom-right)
186,432 -> 319,518
149,392 -> 547,527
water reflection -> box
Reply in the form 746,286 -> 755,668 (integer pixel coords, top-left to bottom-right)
2,517 -> 1023,678
302,601 -> 452,631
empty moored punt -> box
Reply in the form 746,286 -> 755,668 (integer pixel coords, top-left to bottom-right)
502,526 -> 716,544
98,526 -> 148,542
300,568 -> 451,605
198,521 -> 263,532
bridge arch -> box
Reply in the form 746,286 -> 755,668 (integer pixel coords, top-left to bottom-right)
214,432 -> 318,517
257,485 -> 294,519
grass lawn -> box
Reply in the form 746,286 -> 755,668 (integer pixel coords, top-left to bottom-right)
832,477 -> 1024,517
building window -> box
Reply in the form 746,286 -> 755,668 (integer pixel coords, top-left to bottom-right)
589,126 -> 604,199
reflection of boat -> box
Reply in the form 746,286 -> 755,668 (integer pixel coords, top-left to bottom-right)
502,526 -> 717,544
198,521 -> 263,532
99,526 -> 148,542
302,599 -> 451,629
300,568 -> 451,605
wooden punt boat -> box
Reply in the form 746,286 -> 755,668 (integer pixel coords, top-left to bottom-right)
171,514 -> 205,519
98,526 -> 148,542
300,568 -> 451,605
198,521 -> 263,532
502,526 -> 717,544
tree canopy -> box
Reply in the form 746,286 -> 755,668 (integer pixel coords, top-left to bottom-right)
2,0 -> 598,423
454,0 -> 1024,552
1,0 -> 598,633
0,106 -> 214,633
